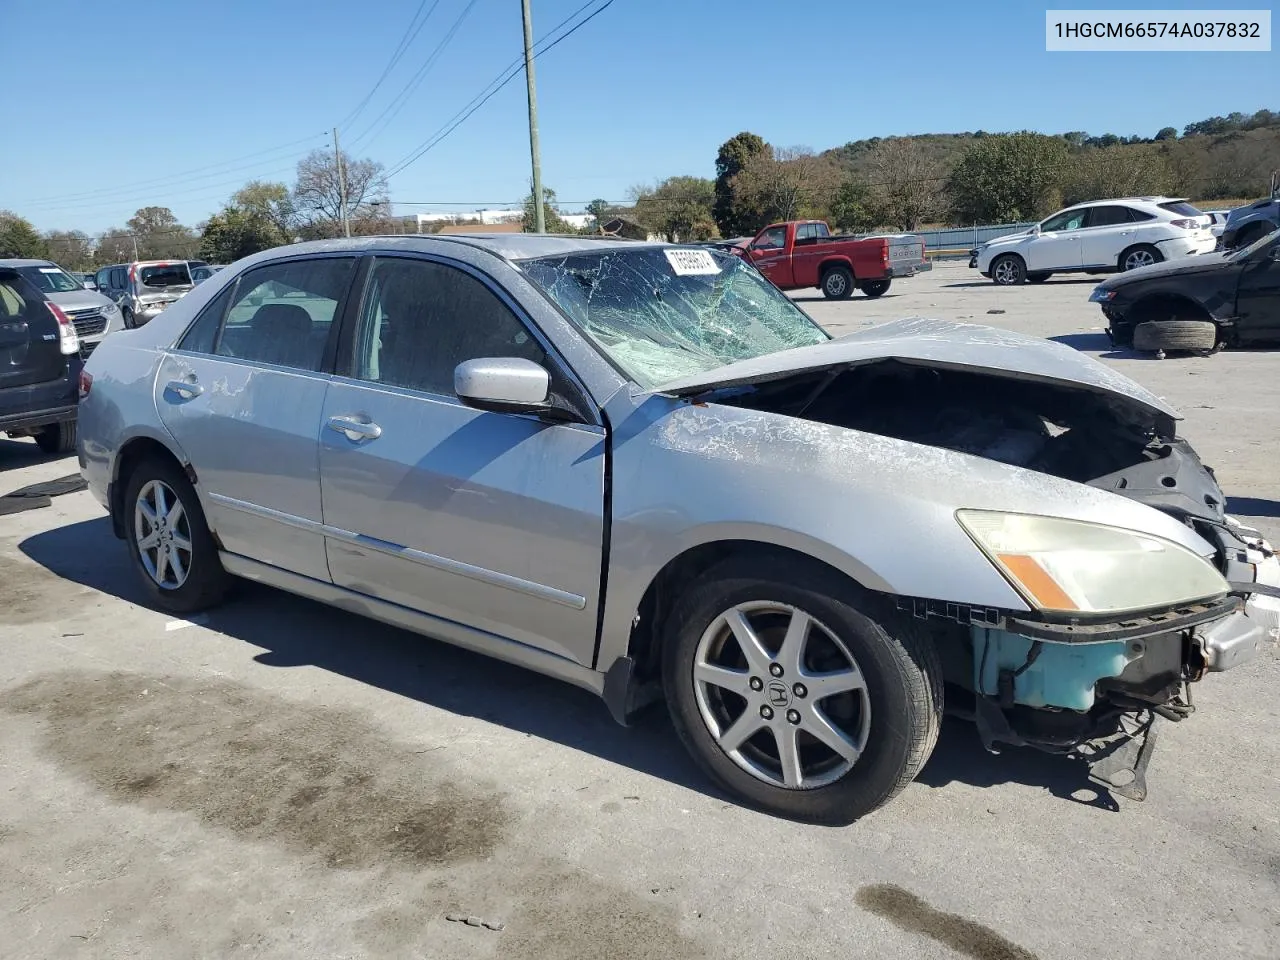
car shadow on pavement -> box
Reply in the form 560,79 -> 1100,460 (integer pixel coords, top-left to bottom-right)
789,294 -> 900,303
917,718 -> 1120,811
0,438 -> 70,475
20,515 -> 1124,815
1049,332 -> 1158,360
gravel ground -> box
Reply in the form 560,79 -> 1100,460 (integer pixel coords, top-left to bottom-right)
1,261 -> 1276,960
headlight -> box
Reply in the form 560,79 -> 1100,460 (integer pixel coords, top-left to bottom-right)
1088,287 -> 1116,303
957,510 -> 1227,615
101,301 -> 118,313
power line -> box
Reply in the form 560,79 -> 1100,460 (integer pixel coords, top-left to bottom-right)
336,0 -> 441,133
344,0 -> 480,153
383,0 -> 616,181
11,133 -> 325,209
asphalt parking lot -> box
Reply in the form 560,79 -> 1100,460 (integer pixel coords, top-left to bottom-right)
2,261 -> 1277,960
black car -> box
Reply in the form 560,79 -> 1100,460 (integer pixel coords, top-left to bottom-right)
1089,227 -> 1280,352
0,267 -> 84,454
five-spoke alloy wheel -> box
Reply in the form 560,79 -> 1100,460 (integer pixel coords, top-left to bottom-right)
664,554 -> 943,824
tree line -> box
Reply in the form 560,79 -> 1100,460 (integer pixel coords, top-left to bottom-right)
3,108 -> 1276,266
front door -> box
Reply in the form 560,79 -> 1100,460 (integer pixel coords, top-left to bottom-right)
318,255 -> 607,667
748,226 -> 793,287
154,255 -> 358,582
1235,238 -> 1280,344
1025,209 -> 1087,271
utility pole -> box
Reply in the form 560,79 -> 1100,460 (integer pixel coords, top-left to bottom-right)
130,234 -> 139,260
521,0 -> 545,234
333,126 -> 351,238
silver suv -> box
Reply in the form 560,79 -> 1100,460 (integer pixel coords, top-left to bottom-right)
0,258 -> 121,358
95,260 -> 194,328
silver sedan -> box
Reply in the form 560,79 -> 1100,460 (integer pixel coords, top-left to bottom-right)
77,234 -> 1279,823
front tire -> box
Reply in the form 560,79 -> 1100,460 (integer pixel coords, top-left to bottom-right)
34,420 -> 77,455
122,307 -> 135,329
1132,319 -> 1218,354
662,555 -> 942,824
858,278 -> 891,298
1120,244 -> 1162,271
821,266 -> 854,300
123,456 -> 229,614
990,254 -> 1026,285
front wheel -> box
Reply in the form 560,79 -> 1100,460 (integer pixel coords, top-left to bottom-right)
821,266 -> 854,300
990,254 -> 1026,285
122,307 -> 135,329
662,555 -> 943,824
858,278 -> 891,298
123,456 -> 230,614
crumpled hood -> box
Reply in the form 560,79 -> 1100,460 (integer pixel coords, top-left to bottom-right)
647,316 -> 1181,423
1100,251 -> 1230,288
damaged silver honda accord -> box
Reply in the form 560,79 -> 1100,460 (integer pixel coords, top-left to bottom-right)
78,235 -> 1280,824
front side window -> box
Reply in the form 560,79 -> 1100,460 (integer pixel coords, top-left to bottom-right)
177,284 -> 234,354
754,226 -> 787,249
351,257 -> 546,397
521,247 -> 829,387
214,257 -> 356,371
1042,209 -> 1087,232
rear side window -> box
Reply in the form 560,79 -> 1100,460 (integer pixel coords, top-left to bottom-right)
1127,208 -> 1156,222
1085,206 -> 1132,227
813,222 -> 830,237
214,257 -> 356,371
1159,201 -> 1202,217
0,274 -> 32,318
177,284 -> 234,354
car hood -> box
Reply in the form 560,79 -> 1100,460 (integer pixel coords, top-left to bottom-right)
646,316 -> 1180,422
1100,251 -> 1231,288
46,289 -> 116,311
981,229 -> 1036,248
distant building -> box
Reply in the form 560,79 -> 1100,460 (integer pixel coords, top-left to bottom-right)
415,209 -> 523,231
559,214 -> 596,231
436,222 -> 524,235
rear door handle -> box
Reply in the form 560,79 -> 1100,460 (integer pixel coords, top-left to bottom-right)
327,415 -> 382,442
165,379 -> 203,400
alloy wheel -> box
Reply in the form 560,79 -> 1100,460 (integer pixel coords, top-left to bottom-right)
1124,249 -> 1156,270
692,601 -> 871,790
134,479 -> 193,590
993,259 -> 1018,284
824,273 -> 848,297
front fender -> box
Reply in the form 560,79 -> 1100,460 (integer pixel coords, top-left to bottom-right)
597,396 -> 1216,667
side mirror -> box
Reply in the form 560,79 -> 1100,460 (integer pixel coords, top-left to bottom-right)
455,357 -> 551,415
1030,224 -> 1042,236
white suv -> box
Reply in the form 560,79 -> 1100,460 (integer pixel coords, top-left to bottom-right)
971,197 -> 1215,285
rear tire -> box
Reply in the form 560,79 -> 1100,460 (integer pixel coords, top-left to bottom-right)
1236,223 -> 1275,249
821,266 -> 855,300
990,254 -> 1025,285
662,554 -> 943,825
1120,244 -> 1162,271
34,420 -> 77,455
1026,272 -> 1052,284
122,455 -> 229,614
858,278 -> 891,298
1132,320 -> 1218,354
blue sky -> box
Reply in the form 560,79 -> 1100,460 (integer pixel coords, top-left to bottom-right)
2,0 -> 1275,234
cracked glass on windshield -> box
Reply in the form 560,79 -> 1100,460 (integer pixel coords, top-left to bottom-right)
520,247 -> 829,387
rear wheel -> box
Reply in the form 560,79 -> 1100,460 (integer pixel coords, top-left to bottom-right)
821,266 -> 854,300
1236,223 -> 1275,249
123,456 -> 229,613
990,254 -> 1025,285
858,278 -> 891,298
1133,320 -> 1218,354
1120,244 -> 1162,271
34,420 -> 76,455
662,555 -> 943,824
1026,272 -> 1052,284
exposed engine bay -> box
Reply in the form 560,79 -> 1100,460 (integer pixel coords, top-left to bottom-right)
706,358 -> 1280,798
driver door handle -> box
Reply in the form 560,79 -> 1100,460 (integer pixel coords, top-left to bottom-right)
327,415 -> 382,442
165,379 -> 203,400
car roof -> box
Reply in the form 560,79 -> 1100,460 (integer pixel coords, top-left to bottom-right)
244,233 -> 676,264
1062,196 -> 1188,211
0,258 -> 56,268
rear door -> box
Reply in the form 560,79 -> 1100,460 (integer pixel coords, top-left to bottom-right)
0,271 -> 62,390
153,255 -> 358,581
1079,205 -> 1138,268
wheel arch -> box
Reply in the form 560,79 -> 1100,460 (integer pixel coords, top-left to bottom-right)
109,434 -> 196,539
1129,291 -> 1218,324
817,256 -> 855,280
1117,242 -> 1160,270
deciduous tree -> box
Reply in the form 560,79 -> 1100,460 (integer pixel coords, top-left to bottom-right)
948,133 -> 1069,224
631,176 -> 717,241
733,148 -> 840,225
44,230 -> 94,270
863,138 -> 948,230
713,132 -> 769,237
293,149 -> 388,236
0,211 -> 49,259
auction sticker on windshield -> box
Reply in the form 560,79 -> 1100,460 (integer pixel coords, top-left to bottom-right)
664,249 -> 721,276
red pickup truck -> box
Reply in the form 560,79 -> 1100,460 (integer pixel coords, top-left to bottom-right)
719,220 -> 930,299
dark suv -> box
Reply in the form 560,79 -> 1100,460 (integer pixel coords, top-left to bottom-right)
1,267 -> 83,454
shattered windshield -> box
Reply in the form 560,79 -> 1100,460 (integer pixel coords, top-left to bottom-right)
520,247 -> 829,386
